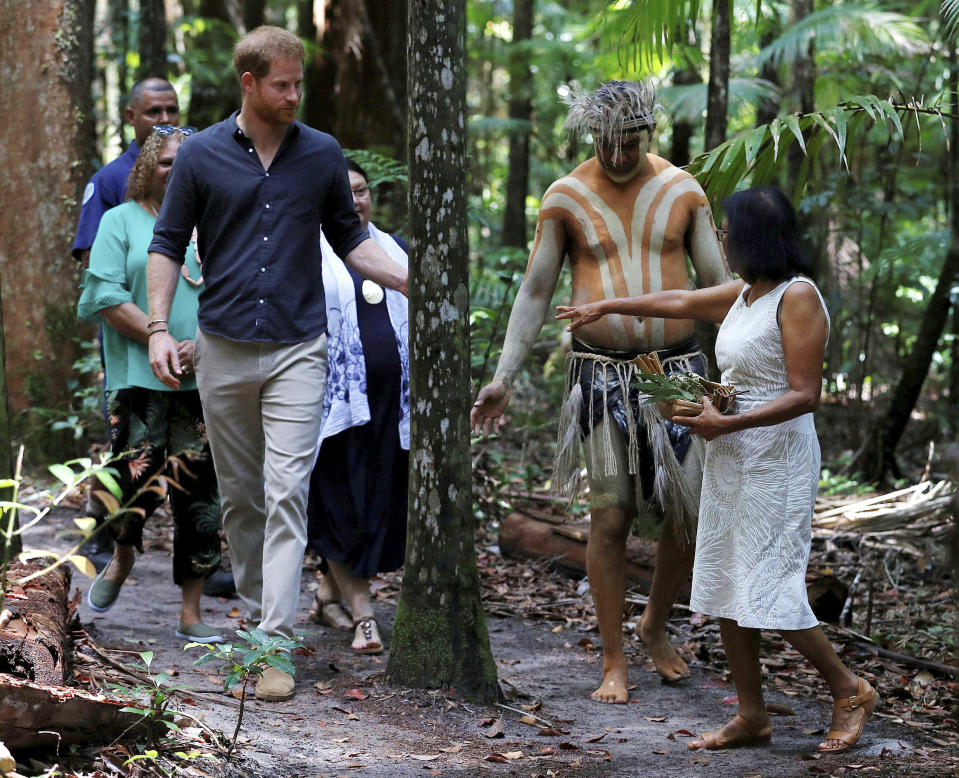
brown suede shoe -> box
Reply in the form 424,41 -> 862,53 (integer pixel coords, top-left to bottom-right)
255,667 -> 295,701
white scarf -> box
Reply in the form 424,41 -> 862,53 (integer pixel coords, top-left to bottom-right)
318,223 -> 410,450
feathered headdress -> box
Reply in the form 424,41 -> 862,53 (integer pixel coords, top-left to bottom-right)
563,80 -> 658,152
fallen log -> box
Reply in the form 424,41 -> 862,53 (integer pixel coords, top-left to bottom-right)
0,673 -> 153,750
501,511 -> 848,620
499,511 -> 682,599
1,559 -> 75,686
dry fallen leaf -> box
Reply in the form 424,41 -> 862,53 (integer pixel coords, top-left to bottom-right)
535,746 -> 557,756
228,607 -> 242,618
440,744 -> 463,754
536,727 -> 569,737
522,701 -> 543,712
344,688 -> 369,701
644,716 -> 668,722
484,753 -> 509,763
558,742 -> 580,751
520,715 -> 540,727
409,755 -> 441,761
503,751 -> 523,759
585,733 -> 606,743
485,719 -> 505,738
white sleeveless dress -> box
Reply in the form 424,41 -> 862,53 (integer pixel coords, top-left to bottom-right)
689,277 -> 829,630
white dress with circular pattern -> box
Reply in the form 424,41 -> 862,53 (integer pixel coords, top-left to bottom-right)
689,276 -> 829,630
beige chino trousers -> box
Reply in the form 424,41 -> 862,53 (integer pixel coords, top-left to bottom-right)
194,329 -> 327,639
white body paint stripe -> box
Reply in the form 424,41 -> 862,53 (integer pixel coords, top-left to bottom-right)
634,176 -> 702,344
541,188 -> 629,342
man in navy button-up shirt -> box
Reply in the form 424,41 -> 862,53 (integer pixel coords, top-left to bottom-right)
146,26 -> 408,702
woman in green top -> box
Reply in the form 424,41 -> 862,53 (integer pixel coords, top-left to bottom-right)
78,127 -> 223,643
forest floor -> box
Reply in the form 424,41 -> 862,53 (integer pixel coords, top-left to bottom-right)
7,455 -> 958,778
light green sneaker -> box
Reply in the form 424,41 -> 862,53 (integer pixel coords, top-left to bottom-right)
87,562 -> 124,613
176,621 -> 225,643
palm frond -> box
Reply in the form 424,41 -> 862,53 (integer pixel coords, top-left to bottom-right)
602,0 -> 703,72
658,78 -> 780,124
688,96 -> 943,207
943,0 -> 959,42
754,4 -> 929,69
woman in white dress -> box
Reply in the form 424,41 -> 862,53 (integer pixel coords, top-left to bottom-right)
556,186 -> 877,753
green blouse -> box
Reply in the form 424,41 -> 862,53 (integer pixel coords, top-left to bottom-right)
78,201 -> 202,392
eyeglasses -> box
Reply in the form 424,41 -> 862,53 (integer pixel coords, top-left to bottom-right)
153,124 -> 198,137
351,186 -> 371,198
715,228 -> 728,241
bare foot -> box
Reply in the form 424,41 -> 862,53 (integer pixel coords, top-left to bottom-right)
636,612 -> 689,683
591,660 -> 629,704
688,713 -> 772,750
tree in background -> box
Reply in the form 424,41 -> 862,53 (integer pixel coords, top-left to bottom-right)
386,0 -> 500,704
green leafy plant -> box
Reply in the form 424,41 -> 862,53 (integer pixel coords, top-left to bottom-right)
188,628 -> 303,757
108,650 -> 191,743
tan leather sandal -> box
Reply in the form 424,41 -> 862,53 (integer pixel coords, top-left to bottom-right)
818,677 -> 879,753
688,714 -> 772,751
309,591 -> 352,631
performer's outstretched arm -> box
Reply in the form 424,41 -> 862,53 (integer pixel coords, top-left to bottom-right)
471,214 -> 565,436
556,280 -> 744,331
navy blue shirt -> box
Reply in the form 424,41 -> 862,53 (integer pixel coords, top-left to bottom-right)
72,142 -> 140,259
149,112 -> 368,343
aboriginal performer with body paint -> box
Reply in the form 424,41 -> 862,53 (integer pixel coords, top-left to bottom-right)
471,81 -> 730,704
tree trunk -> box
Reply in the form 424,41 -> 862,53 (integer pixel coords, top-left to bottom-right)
307,0 -> 407,161
187,0 -> 241,128
670,55 -> 700,167
755,19 -> 781,129
0,286 -> 14,556
849,60 -> 959,482
787,0 -> 815,191
501,0 -> 534,249
243,0 -> 266,31
109,0 -> 131,150
704,0 -> 729,151
136,0 -> 168,80
386,0 -> 500,704
0,0 -> 95,417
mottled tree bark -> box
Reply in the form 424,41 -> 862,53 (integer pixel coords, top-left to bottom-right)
136,0 -> 168,80
385,0 -> 500,704
0,0 -> 95,414
501,0 -> 534,249
704,0 -> 729,151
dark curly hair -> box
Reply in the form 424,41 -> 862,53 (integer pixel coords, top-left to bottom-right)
125,129 -> 187,203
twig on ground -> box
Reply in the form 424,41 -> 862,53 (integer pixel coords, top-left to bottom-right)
496,702 -> 554,727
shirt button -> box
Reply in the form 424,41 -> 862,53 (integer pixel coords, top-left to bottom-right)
259,299 -> 265,304
265,204 -> 270,209
248,148 -> 253,153
263,236 -> 269,242
260,267 -> 266,272
265,172 -> 270,177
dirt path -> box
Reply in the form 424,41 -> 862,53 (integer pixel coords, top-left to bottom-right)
19,504 -> 955,777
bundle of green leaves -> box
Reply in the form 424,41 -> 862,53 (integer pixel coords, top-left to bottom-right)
633,371 -> 710,403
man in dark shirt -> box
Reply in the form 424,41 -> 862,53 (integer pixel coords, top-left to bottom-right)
73,78 -> 180,267
146,26 -> 408,703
